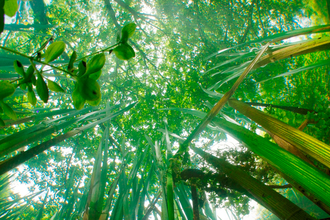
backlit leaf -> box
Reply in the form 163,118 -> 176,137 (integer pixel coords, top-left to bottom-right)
89,70 -> 102,80
27,86 -> 37,106
4,0 -> 18,17
79,79 -> 101,101
121,23 -> 136,43
85,53 -> 105,76
68,51 -> 77,71
72,85 -> 85,110
113,44 -> 135,60
87,98 -> 101,106
47,79 -> 65,93
36,73 -> 49,103
0,81 -> 15,99
13,60 -> 25,76
0,100 -> 17,120
44,41 -> 66,63
78,60 -> 86,77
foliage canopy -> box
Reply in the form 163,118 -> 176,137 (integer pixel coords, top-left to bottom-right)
0,0 -> 330,220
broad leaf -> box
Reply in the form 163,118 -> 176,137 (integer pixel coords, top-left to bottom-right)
113,44 -> 135,60
89,70 -> 102,80
36,73 -> 49,103
26,65 -> 35,84
47,79 -> 65,93
4,0 -> 18,17
121,23 -> 136,43
72,86 -> 85,110
85,53 -> 105,76
27,88 -> 37,106
0,100 -> 17,120
44,41 -> 66,63
87,98 -> 101,106
13,60 -> 25,76
0,81 -> 15,99
79,79 -> 101,101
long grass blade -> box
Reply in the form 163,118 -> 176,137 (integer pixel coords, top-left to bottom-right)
228,99 -> 330,168
174,43 -> 270,158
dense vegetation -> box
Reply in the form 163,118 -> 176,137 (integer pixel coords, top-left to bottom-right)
1,0 -> 330,219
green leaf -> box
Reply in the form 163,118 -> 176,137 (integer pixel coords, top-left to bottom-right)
44,41 -> 66,63
85,53 -> 105,76
36,73 -> 49,103
87,98 -> 101,106
13,60 -> 25,76
78,61 -> 87,77
0,100 -> 17,120
113,44 -> 135,60
19,81 -> 27,90
121,23 -> 136,43
89,70 -> 102,80
4,0 -> 18,17
72,85 -> 85,110
27,86 -> 37,106
47,79 -> 65,93
0,81 -> 15,99
25,65 -> 36,85
68,51 -> 77,71
79,79 -> 101,101
0,118 -> 4,126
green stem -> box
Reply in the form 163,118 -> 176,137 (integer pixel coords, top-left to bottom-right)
76,43 -> 119,62
0,46 -> 73,76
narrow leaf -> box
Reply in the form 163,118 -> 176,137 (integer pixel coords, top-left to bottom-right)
0,118 -> 4,126
36,73 -> 49,103
47,79 -> 65,93
27,86 -> 37,106
68,51 -> 77,71
228,99 -> 330,168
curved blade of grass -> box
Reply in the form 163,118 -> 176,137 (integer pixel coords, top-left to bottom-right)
211,116 -> 330,209
209,37 -> 330,89
0,103 -> 137,175
0,108 -> 96,157
173,42 -> 270,159
228,99 -> 330,168
174,183 -> 194,220
191,146 -> 317,220
1,108 -> 77,128
257,59 -> 330,84
206,25 -> 330,59
99,165 -> 123,220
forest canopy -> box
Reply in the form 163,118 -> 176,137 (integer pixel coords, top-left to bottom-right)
1,0 -> 330,219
